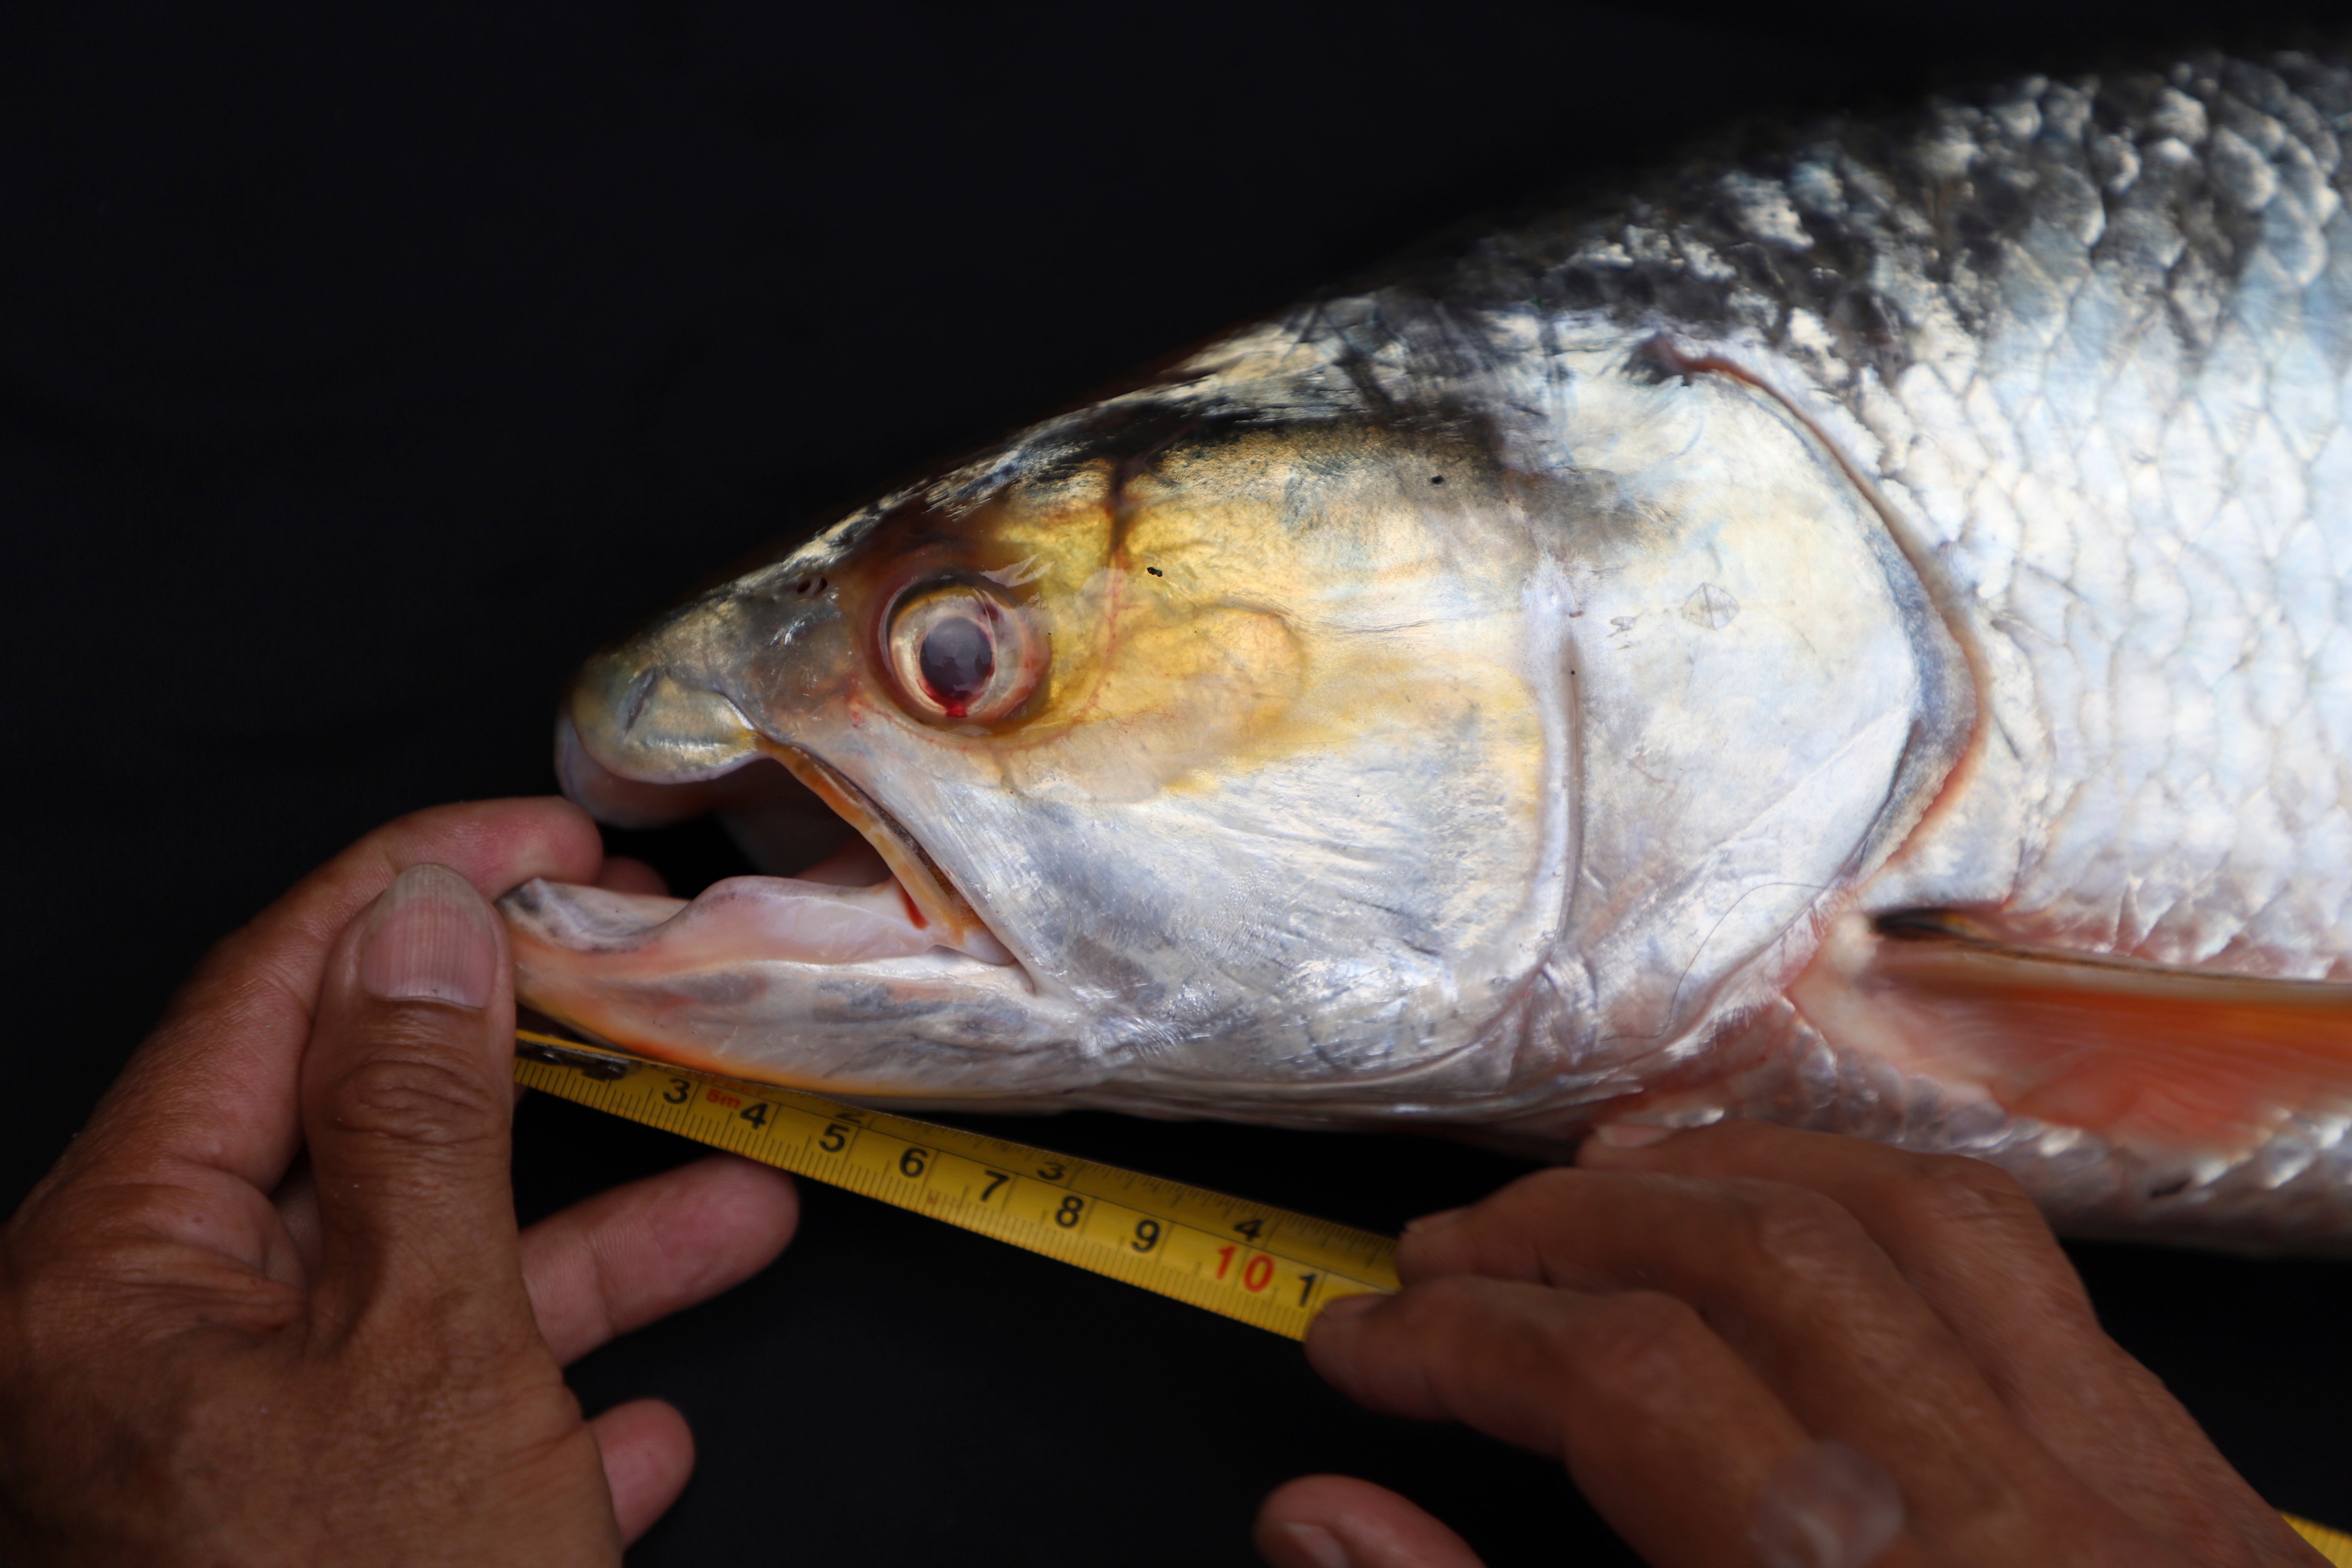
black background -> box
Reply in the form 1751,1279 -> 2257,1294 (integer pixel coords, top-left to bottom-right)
8,3 -> 2352,1562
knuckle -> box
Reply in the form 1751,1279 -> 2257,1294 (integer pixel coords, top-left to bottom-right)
1561,1291 -> 1710,1404
1485,1165 -> 1586,1224
322,1044 -> 503,1149
1730,1182 -> 1873,1277
1889,1153 -> 2041,1232
1703,1185 -> 1882,1307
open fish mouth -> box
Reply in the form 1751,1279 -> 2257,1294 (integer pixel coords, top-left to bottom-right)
501,850 -> 1011,976
498,711 -> 1066,1095
530,708 -> 1012,968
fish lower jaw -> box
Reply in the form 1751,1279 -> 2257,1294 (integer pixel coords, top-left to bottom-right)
499,874 -> 1090,1095
501,873 -> 1011,969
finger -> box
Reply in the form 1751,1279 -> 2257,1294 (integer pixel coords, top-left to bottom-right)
589,1397 -> 695,1546
69,799 -> 601,1196
1256,1475 -> 1484,1568
1582,1121 -> 2093,1373
302,863 -> 530,1330
1393,1168 -> 2145,1562
1580,1121 -> 2305,1561
593,856 -> 668,896
520,1155 -> 798,1365
1307,1278 -> 1874,1568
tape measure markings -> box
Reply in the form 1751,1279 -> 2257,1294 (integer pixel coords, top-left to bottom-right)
514,1032 -> 1398,1338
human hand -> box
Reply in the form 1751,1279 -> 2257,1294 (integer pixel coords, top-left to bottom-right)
0,799 -> 799,1566
1256,1121 -> 2325,1568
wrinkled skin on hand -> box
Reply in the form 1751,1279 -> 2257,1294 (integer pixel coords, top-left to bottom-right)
1259,1122 -> 2328,1568
0,800 -> 799,1566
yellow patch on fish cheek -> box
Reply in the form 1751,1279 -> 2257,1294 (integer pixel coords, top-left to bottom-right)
859,429 -> 1549,818
997,598 -> 1311,801
972,467 -> 1120,597
1052,479 -> 1513,791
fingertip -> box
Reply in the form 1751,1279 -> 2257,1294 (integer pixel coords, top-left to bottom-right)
593,855 -> 670,896
375,796 -> 606,903
683,1154 -> 802,1263
1577,1120 -> 1694,1168
355,864 -> 500,1009
519,1156 -> 801,1366
1577,1115 -> 1854,1178
589,1397 -> 695,1545
1259,1519 -> 1351,1568
1257,1475 -> 1485,1568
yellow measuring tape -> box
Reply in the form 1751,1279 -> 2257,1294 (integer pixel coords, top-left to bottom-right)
514,1029 -> 1398,1340
514,1029 -> 2352,1557
2296,1517 -> 2352,1566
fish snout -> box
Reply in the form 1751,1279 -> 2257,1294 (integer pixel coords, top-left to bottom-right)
551,707 -> 750,828
571,648 -> 760,776
554,578 -> 871,854
557,603 -> 779,825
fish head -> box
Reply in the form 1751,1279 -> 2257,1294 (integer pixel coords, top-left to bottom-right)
507,321 -> 1975,1125
509,414 -> 1576,1113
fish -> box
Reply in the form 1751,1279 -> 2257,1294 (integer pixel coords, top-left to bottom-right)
502,48 -> 2352,1249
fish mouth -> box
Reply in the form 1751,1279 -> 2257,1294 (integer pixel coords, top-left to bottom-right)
501,710 -> 1030,1078
739,738 -> 1012,966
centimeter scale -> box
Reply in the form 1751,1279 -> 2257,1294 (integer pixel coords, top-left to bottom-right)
514,1029 -> 1397,1340
513,1029 -> 2352,1563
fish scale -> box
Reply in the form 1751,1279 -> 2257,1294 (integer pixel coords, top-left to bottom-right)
1440,55 -> 2352,979
508,47 -> 2352,1246
1256,54 -> 2352,1234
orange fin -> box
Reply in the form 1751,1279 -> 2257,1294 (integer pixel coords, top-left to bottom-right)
1791,915 -> 2352,1158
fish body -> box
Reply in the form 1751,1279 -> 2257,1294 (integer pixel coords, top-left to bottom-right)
507,51 -> 2352,1246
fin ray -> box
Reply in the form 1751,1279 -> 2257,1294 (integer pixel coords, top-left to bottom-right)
1792,919 -> 2352,1157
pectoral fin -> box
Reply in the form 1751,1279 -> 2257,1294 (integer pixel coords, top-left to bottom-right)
1790,915 -> 2352,1159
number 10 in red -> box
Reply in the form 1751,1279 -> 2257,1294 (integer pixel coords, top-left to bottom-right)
1214,1245 -> 1276,1293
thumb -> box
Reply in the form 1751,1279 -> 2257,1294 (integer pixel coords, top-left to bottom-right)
302,862 -> 529,1333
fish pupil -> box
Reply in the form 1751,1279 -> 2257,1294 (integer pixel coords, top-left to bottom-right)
919,615 -> 994,712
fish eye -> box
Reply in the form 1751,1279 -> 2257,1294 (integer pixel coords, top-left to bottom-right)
883,580 -> 1044,725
